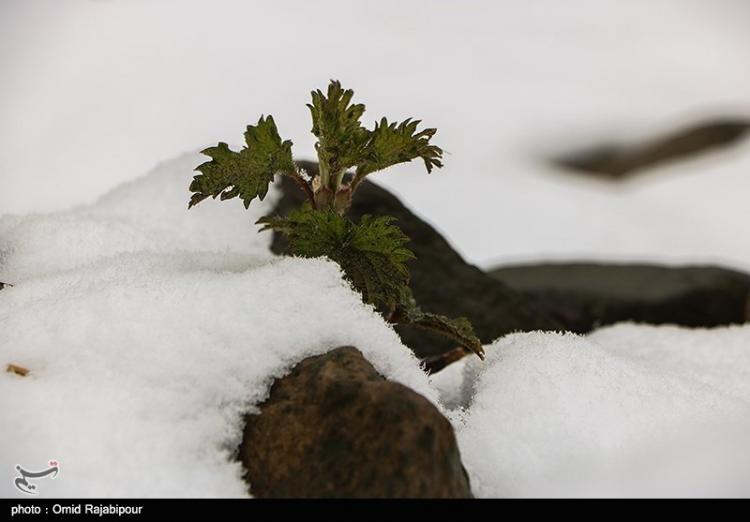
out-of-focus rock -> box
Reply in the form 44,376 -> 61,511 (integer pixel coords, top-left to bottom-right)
239,346 -> 472,498
554,119 -> 750,178
491,262 -> 750,333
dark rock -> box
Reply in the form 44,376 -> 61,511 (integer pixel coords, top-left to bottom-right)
271,161 -> 562,358
239,346 -> 472,498
554,119 -> 750,179
491,262 -> 750,333
0,282 -> 11,291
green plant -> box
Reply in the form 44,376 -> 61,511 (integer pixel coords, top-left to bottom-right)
189,80 -> 483,360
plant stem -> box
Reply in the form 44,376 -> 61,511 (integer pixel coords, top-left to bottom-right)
349,170 -> 367,198
317,150 -> 330,192
332,169 -> 346,190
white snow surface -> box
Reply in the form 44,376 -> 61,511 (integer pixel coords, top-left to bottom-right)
2,155 -> 750,497
0,156 -> 436,497
452,325 -> 750,497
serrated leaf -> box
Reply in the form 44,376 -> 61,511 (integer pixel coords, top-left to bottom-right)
357,117 -> 443,177
189,115 -> 294,209
258,205 -> 415,309
395,288 -> 484,359
307,80 -> 371,175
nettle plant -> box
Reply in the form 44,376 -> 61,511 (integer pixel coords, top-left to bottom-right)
188,81 -> 483,361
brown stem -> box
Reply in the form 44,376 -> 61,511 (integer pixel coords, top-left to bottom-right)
421,347 -> 470,374
386,305 -> 403,324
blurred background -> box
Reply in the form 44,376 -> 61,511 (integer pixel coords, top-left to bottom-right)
2,0 -> 749,270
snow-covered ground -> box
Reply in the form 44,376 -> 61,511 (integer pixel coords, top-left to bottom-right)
2,157 -> 749,497
438,326 -> 750,497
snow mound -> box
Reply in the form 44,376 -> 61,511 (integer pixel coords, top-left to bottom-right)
456,325 -> 750,497
0,156 -> 433,497
0,154 -> 278,283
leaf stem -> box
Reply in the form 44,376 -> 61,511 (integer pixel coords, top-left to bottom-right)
349,171 -> 366,196
284,168 -> 317,209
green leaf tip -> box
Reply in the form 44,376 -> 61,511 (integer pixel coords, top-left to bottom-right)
307,80 -> 371,177
306,80 -> 444,184
394,288 -> 484,359
356,117 -> 444,178
188,115 -> 294,209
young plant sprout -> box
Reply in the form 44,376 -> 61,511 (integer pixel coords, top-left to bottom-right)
188,80 -> 483,361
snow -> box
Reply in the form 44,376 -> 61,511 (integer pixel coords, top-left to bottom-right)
453,325 -> 750,497
0,157 -> 435,497
0,154 -> 277,283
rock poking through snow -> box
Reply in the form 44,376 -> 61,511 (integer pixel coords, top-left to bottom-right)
240,346 -> 472,498
491,263 -> 750,332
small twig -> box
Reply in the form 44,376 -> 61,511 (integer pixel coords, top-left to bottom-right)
421,347 -> 470,374
6,363 -> 30,377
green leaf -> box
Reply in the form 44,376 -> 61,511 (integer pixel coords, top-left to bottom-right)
395,288 -> 484,359
307,80 -> 371,175
189,115 -> 294,209
258,205 -> 415,309
357,117 -> 444,177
